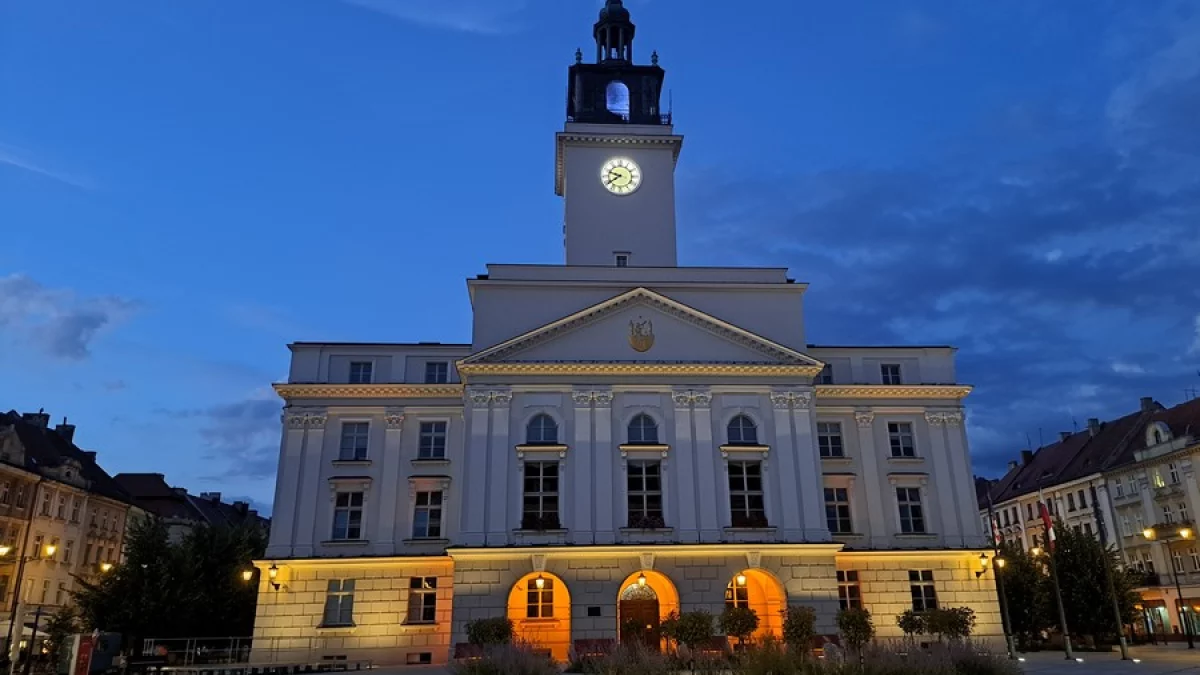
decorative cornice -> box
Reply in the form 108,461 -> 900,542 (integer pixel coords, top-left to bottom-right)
925,411 -> 966,427
274,383 -> 462,401
816,385 -> 973,401
460,363 -> 819,377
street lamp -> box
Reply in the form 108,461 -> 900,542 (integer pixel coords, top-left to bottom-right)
976,553 -> 989,579
0,542 -> 59,671
99,562 -> 113,573
1030,546 -> 1043,557
1142,525 -> 1196,649
241,569 -> 253,583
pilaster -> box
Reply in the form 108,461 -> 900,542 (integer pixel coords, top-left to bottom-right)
854,410 -> 887,547
487,391 -> 512,542
266,411 -> 307,558
769,392 -> 804,540
924,411 -> 960,545
295,411 -> 327,558
573,391 -> 595,541
462,389 -> 492,546
689,391 -> 721,542
672,391 -> 698,539
374,411 -> 404,555
594,391 -> 616,543
787,391 -> 826,540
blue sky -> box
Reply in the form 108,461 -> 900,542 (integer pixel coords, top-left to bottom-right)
3,0 -> 1199,513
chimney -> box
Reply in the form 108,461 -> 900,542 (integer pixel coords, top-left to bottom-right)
1007,460 -> 1018,471
1058,431 -> 1071,441
1020,449 -> 1034,465
83,451 -> 97,461
1140,397 -> 1156,412
200,492 -> 222,503
21,409 -> 50,429
233,501 -> 249,515
54,417 -> 76,444
1087,418 -> 1101,436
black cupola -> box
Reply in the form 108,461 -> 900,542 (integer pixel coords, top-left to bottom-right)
567,1 -> 669,126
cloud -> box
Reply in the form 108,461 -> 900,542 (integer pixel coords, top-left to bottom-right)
0,274 -> 139,359
0,143 -> 92,190
167,398 -> 282,481
340,0 -> 532,34
679,6 -> 1200,477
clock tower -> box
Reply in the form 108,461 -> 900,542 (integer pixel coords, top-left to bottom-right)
557,0 -> 683,268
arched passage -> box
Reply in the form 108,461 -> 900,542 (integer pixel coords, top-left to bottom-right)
616,570 -> 680,647
724,569 -> 786,642
507,572 -> 572,660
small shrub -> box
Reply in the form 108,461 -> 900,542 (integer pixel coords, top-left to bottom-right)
836,607 -> 875,651
735,636 -> 804,675
896,610 -> 926,639
450,644 -> 557,675
925,607 -> 976,641
719,606 -> 760,647
673,610 -> 716,650
781,605 -> 817,653
577,642 -> 669,675
465,616 -> 514,646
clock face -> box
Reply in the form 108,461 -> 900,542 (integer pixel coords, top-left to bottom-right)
600,157 -> 642,195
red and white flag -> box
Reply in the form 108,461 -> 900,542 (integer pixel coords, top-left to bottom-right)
1037,490 -> 1056,550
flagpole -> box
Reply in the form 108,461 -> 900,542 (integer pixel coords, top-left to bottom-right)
1090,484 -> 1131,659
1039,488 -> 1074,660
986,494 -> 1017,659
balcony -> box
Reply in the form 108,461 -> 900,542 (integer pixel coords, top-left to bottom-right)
1136,572 -> 1163,587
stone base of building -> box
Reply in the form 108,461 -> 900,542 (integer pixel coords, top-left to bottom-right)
249,545 -> 1002,666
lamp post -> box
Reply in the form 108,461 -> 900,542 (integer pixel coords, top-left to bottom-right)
0,542 -> 57,674
980,552 -> 1017,659
1142,525 -> 1195,649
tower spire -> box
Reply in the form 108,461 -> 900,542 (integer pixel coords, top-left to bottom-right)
594,0 -> 636,63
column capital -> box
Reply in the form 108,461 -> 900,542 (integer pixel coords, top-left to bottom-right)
572,391 -> 594,407
385,410 -> 405,430
854,411 -> 875,428
468,389 -> 493,408
771,391 -> 812,409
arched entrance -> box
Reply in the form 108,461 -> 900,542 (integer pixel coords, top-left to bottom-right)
724,569 -> 787,642
616,570 -> 680,648
507,572 -> 572,661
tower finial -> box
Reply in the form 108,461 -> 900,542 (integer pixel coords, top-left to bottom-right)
575,48 -> 583,64
651,50 -> 658,66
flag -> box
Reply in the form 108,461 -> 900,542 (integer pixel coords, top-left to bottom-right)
1037,489 -> 1056,550
986,493 -> 1003,546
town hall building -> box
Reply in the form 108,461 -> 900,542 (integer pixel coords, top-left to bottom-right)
251,1 -> 1001,665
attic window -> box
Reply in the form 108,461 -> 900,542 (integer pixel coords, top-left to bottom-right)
1147,422 -> 1171,447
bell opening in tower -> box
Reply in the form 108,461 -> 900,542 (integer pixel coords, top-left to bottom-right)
566,1 -> 668,126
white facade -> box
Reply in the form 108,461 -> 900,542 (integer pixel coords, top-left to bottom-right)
254,3 -> 998,665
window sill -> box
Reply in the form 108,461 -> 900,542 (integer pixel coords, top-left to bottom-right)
724,526 -> 777,534
719,444 -> 770,456
619,444 -> 670,452
515,444 -> 568,457
402,538 -> 450,546
619,527 -> 673,534
820,455 -> 853,462
887,456 -> 925,463
411,458 -> 451,467
321,539 -> 370,547
895,533 -> 938,539
332,460 -> 372,467
831,532 -> 865,538
315,624 -> 357,633
514,529 -> 568,535
401,620 -> 439,628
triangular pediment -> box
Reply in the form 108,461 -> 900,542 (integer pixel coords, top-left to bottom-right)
460,288 -> 823,371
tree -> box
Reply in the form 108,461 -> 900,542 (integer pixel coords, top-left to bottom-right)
72,518 -> 265,647
38,607 -> 81,675
896,610 -> 926,641
1044,522 -> 1140,643
925,607 -> 976,641
466,617 -> 514,646
780,606 -> 816,654
836,608 -> 875,652
671,610 -> 715,651
996,543 -> 1051,649
718,606 -> 759,649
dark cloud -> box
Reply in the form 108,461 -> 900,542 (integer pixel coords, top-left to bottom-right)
164,399 -> 281,481
679,6 -> 1200,477
0,274 -> 138,359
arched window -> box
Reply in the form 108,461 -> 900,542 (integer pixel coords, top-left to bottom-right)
606,80 -> 630,119
526,414 -> 558,445
727,415 -> 758,445
1147,422 -> 1171,447
628,414 -> 658,444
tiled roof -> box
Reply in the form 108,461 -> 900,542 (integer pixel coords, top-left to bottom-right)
1,411 -> 133,504
113,473 -> 204,521
186,493 -> 268,529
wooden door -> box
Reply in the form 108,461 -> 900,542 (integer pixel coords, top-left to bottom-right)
619,599 -> 661,648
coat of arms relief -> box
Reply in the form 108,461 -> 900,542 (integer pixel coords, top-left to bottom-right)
629,317 -> 655,352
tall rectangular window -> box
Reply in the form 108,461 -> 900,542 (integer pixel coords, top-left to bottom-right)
406,577 -> 438,624
817,365 -> 834,385
424,362 -> 449,384
1168,462 -> 1180,484
1189,548 -> 1199,572
70,497 -> 81,523
522,462 -> 560,530
1026,503 -> 1034,521
0,483 -> 9,505
908,570 -> 937,611
626,461 -> 663,528
338,422 -> 370,461
40,491 -> 51,516
817,422 -> 844,458
824,488 -> 852,534
896,487 -> 926,534
13,486 -> 25,508
332,492 -> 364,540
418,422 -> 447,459
1067,493 -> 1076,512
1114,479 -> 1124,498
64,540 -> 73,564
728,461 -> 766,528
1077,489 -> 1086,508
526,577 -> 554,618
888,423 -> 916,457
56,495 -> 66,519
881,364 -> 902,385
322,579 -> 356,626
1142,552 -> 1155,573
1179,502 -> 1190,523
836,570 -> 862,610
411,491 -> 443,539
348,361 -> 373,384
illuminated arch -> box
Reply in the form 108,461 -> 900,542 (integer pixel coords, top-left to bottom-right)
606,80 -> 630,119
507,572 -> 572,660
725,568 -> 786,641
616,570 -> 680,647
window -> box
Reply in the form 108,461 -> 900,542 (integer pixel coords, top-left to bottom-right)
727,415 -> 758,446
626,461 -> 663,528
627,414 -> 659,444
896,487 -> 926,534
881,364 -> 902,385
615,254 -> 629,267
332,492 -> 364,540
322,579 -> 356,626
32,535 -> 43,558
1168,462 -> 1180,485
1114,479 -> 1124,498
411,492 -> 443,539
70,497 -> 81,523
824,488 -> 852,534
1173,551 -> 1185,574
1002,510 -> 1010,527
40,491 -> 51,516
1189,548 -> 1199,572
525,414 -> 558,445
526,577 -> 554,618
40,580 -> 49,604
522,462 -> 560,530
348,361 -> 373,384
84,543 -> 92,566
338,422 -> 370,461
418,422 -> 447,459
12,486 -> 24,508
728,461 -> 766,527
1077,489 -> 1086,508
55,582 -> 66,605
1083,522 -> 1092,536
1026,504 -> 1034,521
406,577 -> 438,623
1142,552 -> 1155,574
1163,505 -> 1174,524
1067,493 -> 1076,512
1135,513 -> 1145,532
1121,515 -> 1131,537
424,362 -> 449,384
1130,478 -> 1140,494
836,571 -> 862,610
49,539 -> 58,560
888,423 -> 916,457
817,422 -> 844,458
909,570 -> 937,611
0,482 -> 9,505
1153,471 -> 1166,489
605,80 -> 631,118
64,540 -> 73,564
725,578 -> 749,609
817,364 -> 834,385
1179,502 -> 1190,523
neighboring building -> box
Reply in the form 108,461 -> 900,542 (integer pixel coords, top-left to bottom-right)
0,410 -> 137,653
978,396 -> 1200,639
252,1 -> 999,666
114,473 -> 269,542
